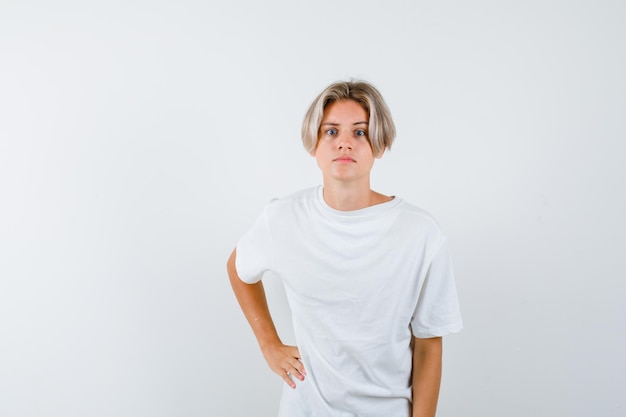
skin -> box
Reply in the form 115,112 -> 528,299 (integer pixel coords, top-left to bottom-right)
412,336 -> 443,417
227,99 -> 443,416
227,250 -> 305,389
311,99 -> 389,211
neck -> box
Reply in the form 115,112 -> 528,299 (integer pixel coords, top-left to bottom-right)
322,179 -> 392,211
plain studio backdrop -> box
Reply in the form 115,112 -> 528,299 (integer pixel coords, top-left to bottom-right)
1,1 -> 624,416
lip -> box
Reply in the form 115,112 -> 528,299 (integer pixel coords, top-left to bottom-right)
333,156 -> 356,163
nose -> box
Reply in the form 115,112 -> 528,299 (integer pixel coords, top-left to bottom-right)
337,131 -> 353,151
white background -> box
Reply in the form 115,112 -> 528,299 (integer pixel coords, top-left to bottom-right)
1,1 -> 624,416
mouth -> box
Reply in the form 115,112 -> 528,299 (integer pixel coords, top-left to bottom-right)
333,156 -> 356,163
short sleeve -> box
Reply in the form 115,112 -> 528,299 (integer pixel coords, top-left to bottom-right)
410,239 -> 463,338
235,208 -> 273,284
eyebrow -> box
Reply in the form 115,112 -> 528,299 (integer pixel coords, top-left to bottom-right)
321,121 -> 368,126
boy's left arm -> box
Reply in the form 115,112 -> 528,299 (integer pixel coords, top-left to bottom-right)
412,336 -> 443,417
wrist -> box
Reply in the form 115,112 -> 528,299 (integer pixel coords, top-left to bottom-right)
259,337 -> 283,354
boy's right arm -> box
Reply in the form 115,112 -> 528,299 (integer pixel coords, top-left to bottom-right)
227,248 -> 306,388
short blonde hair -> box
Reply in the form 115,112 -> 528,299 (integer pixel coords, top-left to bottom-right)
301,80 -> 396,157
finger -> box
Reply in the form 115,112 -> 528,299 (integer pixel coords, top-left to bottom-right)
282,372 -> 296,389
287,366 -> 305,381
289,360 -> 306,378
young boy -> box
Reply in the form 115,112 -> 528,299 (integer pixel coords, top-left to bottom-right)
227,80 -> 463,417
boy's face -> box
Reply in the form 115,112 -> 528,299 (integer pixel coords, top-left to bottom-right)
311,100 -> 381,185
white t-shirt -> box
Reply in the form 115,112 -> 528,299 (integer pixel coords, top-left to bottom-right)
236,186 -> 463,417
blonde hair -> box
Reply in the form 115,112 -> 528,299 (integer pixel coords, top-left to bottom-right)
301,80 -> 396,157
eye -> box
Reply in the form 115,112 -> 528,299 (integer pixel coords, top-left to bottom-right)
325,128 -> 338,136
355,129 -> 367,137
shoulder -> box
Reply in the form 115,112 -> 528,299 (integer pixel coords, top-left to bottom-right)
395,198 -> 440,226
266,186 -> 319,209
261,186 -> 320,221
392,198 -> 448,244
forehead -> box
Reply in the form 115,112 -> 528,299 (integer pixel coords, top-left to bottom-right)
322,100 -> 368,123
